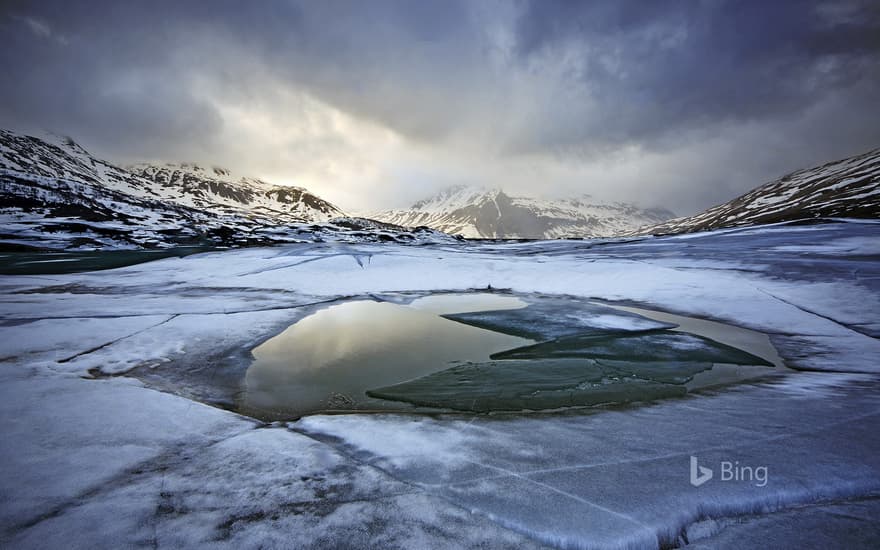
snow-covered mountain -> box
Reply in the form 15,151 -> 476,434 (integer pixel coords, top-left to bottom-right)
372,186 -> 675,239
635,147 -> 880,235
128,163 -> 345,224
0,129 -> 455,249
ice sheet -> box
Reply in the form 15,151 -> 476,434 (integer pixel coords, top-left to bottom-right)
2,220 -> 879,548
442,297 -> 676,340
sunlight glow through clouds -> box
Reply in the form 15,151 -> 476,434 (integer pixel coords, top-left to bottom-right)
206,86 -> 405,209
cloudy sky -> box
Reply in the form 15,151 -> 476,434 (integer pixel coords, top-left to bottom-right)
2,0 -> 878,215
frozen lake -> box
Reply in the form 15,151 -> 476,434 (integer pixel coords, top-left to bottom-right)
241,291 -> 779,419
1,220 -> 879,549
242,294 -> 531,418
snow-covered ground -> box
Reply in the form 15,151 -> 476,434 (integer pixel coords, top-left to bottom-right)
1,220 -> 878,549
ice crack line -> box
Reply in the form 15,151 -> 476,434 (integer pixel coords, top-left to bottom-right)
496,406 -> 880,480
235,254 -> 346,276
57,314 -> 180,364
285,425 -> 549,546
353,253 -> 372,269
468,459 -> 654,534
5,296 -> 358,322
2,426 -> 261,540
755,287 -> 878,340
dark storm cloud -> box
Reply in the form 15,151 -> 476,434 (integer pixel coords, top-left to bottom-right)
0,0 -> 483,152
0,0 -> 878,213
0,2 -> 225,157
509,0 -> 880,151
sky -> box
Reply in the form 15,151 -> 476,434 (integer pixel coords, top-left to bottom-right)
1,0 -> 879,215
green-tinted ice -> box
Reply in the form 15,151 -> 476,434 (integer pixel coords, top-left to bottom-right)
367,358 -> 699,412
491,331 -> 774,366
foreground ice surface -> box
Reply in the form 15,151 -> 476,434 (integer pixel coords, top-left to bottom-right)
1,220 -> 879,548
300,374 -> 880,548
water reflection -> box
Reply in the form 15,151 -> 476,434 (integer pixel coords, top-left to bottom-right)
242,297 -> 532,419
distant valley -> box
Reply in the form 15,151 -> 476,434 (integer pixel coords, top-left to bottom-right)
1,128 -> 877,250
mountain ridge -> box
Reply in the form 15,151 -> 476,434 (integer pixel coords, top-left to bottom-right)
632,147 -> 880,235
4,127 -> 876,248
128,162 -> 346,224
372,185 -> 676,239
0,129 -> 455,249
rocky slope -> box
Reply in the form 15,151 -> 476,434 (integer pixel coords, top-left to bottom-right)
635,147 -> 880,235
128,163 -> 345,224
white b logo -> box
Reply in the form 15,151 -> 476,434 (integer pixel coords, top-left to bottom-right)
690,456 -> 713,487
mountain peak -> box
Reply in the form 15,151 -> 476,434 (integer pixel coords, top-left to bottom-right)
377,186 -> 674,239
127,162 -> 345,221
0,128 -> 83,152
130,162 -> 254,184
130,162 -> 316,198
410,185 -> 509,212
